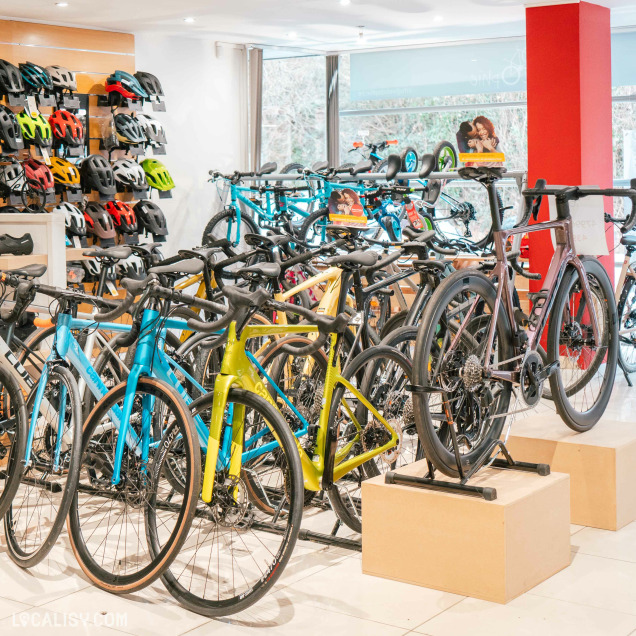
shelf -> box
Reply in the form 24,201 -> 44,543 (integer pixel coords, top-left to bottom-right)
0,254 -> 47,270
66,247 -> 94,261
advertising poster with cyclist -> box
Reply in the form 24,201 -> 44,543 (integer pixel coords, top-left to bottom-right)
328,189 -> 368,227
456,115 -> 505,166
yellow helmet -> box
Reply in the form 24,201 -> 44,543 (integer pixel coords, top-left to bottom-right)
49,156 -> 80,187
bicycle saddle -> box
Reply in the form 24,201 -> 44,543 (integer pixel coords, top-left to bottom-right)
351,159 -> 373,176
7,263 -> 47,278
149,258 -> 203,276
237,262 -> 281,279
325,250 -> 378,269
129,243 -> 162,256
419,153 -> 437,179
621,235 -> 636,247
84,246 -> 133,261
244,233 -> 291,248
311,160 -> 329,172
178,247 -> 218,261
256,162 -> 277,177
458,166 -> 506,182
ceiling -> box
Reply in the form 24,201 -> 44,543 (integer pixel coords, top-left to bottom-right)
3,0 -> 636,52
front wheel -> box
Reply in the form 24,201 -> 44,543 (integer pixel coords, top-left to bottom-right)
617,275 -> 636,373
548,257 -> 618,431
202,207 -> 259,253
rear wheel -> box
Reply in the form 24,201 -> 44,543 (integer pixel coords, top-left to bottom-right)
202,207 -> 260,254
617,275 -> 636,373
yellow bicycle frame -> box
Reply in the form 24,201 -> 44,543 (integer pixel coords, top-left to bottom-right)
201,321 -> 399,503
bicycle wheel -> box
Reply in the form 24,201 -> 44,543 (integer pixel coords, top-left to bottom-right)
547,257 -> 618,431
298,207 -> 331,247
67,377 -> 201,594
380,310 -> 408,339
5,365 -> 82,567
0,365 -> 27,520
202,207 -> 260,253
432,140 -> 458,173
21,180 -> 46,213
400,146 -> 419,173
617,275 -> 636,373
327,345 -> 416,532
412,269 -> 513,477
380,324 -> 418,359
158,388 -> 303,617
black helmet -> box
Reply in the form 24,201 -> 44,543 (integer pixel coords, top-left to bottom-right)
19,62 -> 53,93
80,154 -> 116,196
84,202 -> 116,240
114,113 -> 146,145
0,60 -> 24,96
0,105 -> 24,151
134,200 -> 168,236
134,71 -> 164,98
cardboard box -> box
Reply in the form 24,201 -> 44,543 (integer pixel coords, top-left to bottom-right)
362,460 -> 570,603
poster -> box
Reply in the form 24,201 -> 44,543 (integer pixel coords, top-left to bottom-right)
327,189 -> 368,227
456,115 -> 505,166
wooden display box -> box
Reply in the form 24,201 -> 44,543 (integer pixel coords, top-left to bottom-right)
505,417 -> 636,530
362,460 -> 570,603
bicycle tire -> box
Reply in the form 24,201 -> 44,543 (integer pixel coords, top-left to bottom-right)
202,207 -> 260,253
400,146 -> 419,173
67,377 -> 201,594
547,257 -> 618,431
5,365 -> 82,567
432,140 -> 458,173
158,388 -> 303,617
21,180 -> 46,213
412,269 -> 513,477
298,207 -> 331,246
617,275 -> 636,373
276,162 -> 305,187
379,310 -> 408,339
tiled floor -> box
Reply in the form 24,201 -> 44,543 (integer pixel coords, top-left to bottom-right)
3,378 -> 636,635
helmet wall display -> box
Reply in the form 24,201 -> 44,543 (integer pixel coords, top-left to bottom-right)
134,71 -> 164,98
140,158 -> 174,191
105,70 -> 148,101
134,200 -> 168,237
0,60 -> 24,96
49,156 -> 80,188
53,202 -> 86,237
80,154 -> 116,196
114,113 -> 146,146
84,201 -> 116,240
0,105 -> 24,151
17,111 -> 52,148
136,113 -> 166,147
112,158 -> 147,190
0,159 -> 24,191
49,109 -> 84,147
105,200 -> 137,234
19,62 -> 53,94
46,65 -> 77,93
23,158 -> 55,192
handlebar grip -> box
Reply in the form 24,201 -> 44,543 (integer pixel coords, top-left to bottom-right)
94,291 -> 135,322
622,183 -> 636,233
510,256 -> 542,280
0,280 -> 34,323
186,307 -> 238,334
278,333 -> 329,356
430,244 -> 458,256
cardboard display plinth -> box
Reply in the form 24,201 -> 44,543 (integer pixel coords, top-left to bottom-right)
505,417 -> 636,530
362,460 -> 570,604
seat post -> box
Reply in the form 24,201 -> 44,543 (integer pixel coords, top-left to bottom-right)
486,180 -> 503,232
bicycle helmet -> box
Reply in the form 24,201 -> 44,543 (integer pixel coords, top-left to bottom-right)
140,158 -> 174,191
23,158 -> 54,192
49,156 -> 80,187
80,154 -> 116,196
84,202 -> 116,240
105,200 -> 137,234
49,109 -> 83,147
0,105 -> 24,151
46,65 -> 77,92
0,159 -> 24,190
134,200 -> 168,236
53,202 -> 86,237
105,70 -> 148,101
16,111 -> 52,148
112,158 -> 147,189
114,113 -> 146,146
134,71 -> 164,98
19,62 -> 53,93
0,60 -> 24,96
136,113 -> 166,147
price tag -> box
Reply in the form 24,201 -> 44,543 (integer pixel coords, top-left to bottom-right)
26,96 -> 39,117
40,148 -> 51,164
106,280 -> 118,296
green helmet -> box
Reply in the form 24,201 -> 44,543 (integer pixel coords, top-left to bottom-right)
140,158 -> 174,191
17,110 -> 52,147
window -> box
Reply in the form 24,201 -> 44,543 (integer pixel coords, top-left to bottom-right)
261,56 -> 326,169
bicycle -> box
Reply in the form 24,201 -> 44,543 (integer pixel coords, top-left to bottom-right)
412,166 -> 632,477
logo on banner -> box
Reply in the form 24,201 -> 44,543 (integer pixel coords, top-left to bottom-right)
456,116 -> 505,166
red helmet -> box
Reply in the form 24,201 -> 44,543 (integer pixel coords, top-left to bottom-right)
23,158 -> 54,192
48,109 -> 83,147
105,200 -> 137,234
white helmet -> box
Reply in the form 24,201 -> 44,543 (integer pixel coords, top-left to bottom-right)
0,159 -> 24,190
112,158 -> 147,189
46,65 -> 77,92
53,202 -> 86,236
136,113 -> 167,147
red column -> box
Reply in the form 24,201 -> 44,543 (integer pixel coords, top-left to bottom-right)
526,1 -> 614,290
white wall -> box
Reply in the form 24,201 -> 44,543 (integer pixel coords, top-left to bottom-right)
134,34 -> 248,255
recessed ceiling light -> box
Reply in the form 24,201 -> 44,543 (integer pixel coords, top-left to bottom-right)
433,15 -> 443,22
56,2 -> 69,6
288,31 -> 298,39
357,26 -> 366,44
183,17 -> 195,23
340,0 -> 351,6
